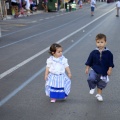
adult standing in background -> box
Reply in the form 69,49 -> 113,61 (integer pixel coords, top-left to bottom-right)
57,0 -> 61,11
11,0 -> 19,17
116,0 -> 120,17
42,0 -> 48,12
25,0 -> 30,13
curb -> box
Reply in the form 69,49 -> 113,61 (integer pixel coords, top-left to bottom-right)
2,10 -> 44,20
2,6 -> 80,20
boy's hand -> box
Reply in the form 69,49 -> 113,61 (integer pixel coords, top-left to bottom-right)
85,69 -> 89,74
107,69 -> 112,76
107,67 -> 112,76
85,68 -> 89,74
85,66 -> 90,74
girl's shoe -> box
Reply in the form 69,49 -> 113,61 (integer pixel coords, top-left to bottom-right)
95,94 -> 103,102
50,99 -> 56,103
64,97 -> 67,100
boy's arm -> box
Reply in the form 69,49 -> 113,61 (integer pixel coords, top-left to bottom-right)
85,66 -> 90,74
107,67 -> 112,76
85,52 -> 93,74
44,67 -> 49,80
65,66 -> 72,79
107,51 -> 114,76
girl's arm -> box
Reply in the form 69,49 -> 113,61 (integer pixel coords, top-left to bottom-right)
65,66 -> 72,79
44,67 -> 49,80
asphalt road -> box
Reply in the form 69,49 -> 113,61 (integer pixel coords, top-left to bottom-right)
0,2 -> 120,120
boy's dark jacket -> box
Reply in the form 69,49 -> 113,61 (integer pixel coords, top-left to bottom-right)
85,48 -> 114,76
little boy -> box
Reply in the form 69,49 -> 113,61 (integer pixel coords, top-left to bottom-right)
85,33 -> 114,101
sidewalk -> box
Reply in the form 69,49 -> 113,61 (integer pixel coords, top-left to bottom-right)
2,10 -> 44,20
2,4 -> 82,20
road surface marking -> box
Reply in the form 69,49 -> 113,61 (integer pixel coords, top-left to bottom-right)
0,8 -> 115,80
0,17 -> 108,106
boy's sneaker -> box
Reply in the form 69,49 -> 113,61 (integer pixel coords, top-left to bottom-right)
95,94 -> 103,102
50,99 -> 56,103
89,89 -> 95,94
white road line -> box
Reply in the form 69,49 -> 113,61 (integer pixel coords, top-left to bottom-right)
45,17 -> 50,19
39,19 -> 43,21
29,21 -> 37,23
0,8 -> 115,80
0,47 -> 48,79
0,13 -> 89,49
0,16 -> 108,107
50,16 -> 55,18
1,18 -> 57,37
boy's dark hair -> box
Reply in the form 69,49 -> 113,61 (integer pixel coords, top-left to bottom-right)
49,43 -> 62,55
96,33 -> 106,42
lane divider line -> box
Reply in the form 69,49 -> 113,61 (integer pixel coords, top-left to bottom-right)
0,13 -> 91,49
0,16 -> 109,107
0,8 -> 115,80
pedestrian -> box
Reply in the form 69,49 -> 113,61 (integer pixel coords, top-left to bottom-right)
11,0 -> 19,18
42,0 -> 48,12
57,0 -> 61,11
90,0 -> 96,16
45,43 -> 72,103
24,0 -> 33,15
85,33 -> 114,102
30,0 -> 37,12
116,0 -> 120,17
79,0 -> 82,8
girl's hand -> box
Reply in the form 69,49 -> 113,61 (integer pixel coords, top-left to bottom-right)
44,75 -> 48,80
44,67 -> 49,80
68,73 -> 72,79
65,67 -> 72,79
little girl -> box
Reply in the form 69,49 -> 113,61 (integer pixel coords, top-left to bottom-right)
44,43 -> 72,103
